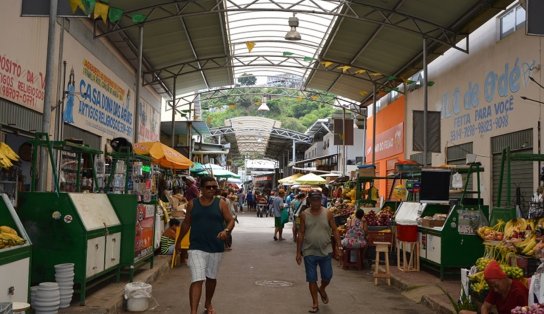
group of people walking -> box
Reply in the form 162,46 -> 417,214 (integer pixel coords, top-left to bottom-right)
169,175 -> 343,314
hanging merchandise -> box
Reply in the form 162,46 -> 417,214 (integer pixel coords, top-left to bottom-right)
452,172 -> 463,189
0,142 -> 19,169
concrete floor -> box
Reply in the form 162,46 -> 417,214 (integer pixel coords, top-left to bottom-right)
132,212 -> 437,314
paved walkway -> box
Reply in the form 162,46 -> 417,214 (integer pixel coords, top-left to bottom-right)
61,212 -> 461,313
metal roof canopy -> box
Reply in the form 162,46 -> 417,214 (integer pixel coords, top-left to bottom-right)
94,0 -> 515,160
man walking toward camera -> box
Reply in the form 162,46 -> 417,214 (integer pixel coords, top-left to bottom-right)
176,176 -> 235,314
296,190 -> 342,313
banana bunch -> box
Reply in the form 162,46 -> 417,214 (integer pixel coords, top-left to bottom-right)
0,225 -> 25,249
504,218 -> 528,239
513,234 -> 538,256
0,142 -> 19,169
470,277 -> 489,294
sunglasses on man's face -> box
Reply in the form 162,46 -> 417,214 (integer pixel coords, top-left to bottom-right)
204,185 -> 219,190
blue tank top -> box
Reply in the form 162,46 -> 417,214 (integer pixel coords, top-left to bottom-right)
189,198 -> 225,253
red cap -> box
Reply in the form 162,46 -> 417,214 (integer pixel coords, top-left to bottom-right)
484,260 -> 507,280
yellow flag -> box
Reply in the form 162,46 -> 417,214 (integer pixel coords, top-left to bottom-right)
94,2 -> 109,24
354,69 -> 366,75
310,95 -> 319,101
359,90 -> 368,97
321,61 -> 334,68
228,103 -> 236,110
69,0 -> 84,13
245,41 -> 255,53
337,65 -> 351,73
296,96 -> 304,102
369,72 -> 383,77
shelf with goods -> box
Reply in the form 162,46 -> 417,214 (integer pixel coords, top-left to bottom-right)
104,151 -> 158,280
0,193 -> 32,305
18,133 -> 123,304
394,163 -> 488,279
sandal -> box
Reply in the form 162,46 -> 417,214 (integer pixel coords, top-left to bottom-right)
308,306 -> 319,313
318,289 -> 329,304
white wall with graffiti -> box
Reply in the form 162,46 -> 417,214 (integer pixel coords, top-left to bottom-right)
405,7 -> 544,204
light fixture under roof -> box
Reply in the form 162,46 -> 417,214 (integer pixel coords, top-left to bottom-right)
285,13 -> 301,41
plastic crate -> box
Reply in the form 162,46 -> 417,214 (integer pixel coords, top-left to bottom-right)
396,224 -> 418,241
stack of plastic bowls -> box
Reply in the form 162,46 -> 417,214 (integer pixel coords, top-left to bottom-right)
29,285 -> 39,310
33,282 -> 60,314
54,263 -> 75,308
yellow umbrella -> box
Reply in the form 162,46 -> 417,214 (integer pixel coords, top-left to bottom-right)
278,173 -> 303,184
133,142 -> 192,169
294,173 -> 327,185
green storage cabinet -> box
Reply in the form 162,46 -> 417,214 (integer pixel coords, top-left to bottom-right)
417,203 -> 487,279
17,192 -> 122,305
107,194 -> 155,279
0,193 -> 32,304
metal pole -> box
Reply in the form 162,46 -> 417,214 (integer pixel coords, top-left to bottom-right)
39,0 -> 58,191
423,37 -> 428,166
171,76 -> 177,147
134,26 -> 144,143
292,140 -> 296,165
342,107 -> 346,176
188,101 -> 193,160
372,84 -> 377,164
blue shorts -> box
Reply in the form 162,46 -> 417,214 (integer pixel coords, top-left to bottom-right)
303,254 -> 333,283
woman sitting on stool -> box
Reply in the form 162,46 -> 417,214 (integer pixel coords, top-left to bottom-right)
341,209 -> 368,262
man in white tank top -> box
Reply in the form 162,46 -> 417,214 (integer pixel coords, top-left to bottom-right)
296,190 -> 342,313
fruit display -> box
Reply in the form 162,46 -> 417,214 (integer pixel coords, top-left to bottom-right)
330,201 -> 355,218
364,207 -> 394,226
0,142 -> 19,169
0,225 -> 26,249
477,219 -> 505,241
511,304 -> 544,313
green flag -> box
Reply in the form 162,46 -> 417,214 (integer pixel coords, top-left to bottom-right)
282,51 -> 294,56
108,7 -> 123,23
131,14 -> 147,24
83,0 -> 96,14
303,56 -> 314,62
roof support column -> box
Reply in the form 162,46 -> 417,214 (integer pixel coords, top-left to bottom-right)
134,25 -> 144,143
372,84 -> 377,164
342,107 -> 346,177
292,140 -> 296,165
39,0 -> 58,191
171,76 -> 177,147
423,37 -> 428,166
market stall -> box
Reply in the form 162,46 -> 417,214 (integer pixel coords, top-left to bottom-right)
0,193 -> 31,304
394,163 -> 488,279
18,192 -> 122,305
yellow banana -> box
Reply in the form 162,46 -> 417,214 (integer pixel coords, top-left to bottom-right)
0,226 -> 18,235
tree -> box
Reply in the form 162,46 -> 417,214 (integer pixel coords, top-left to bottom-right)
238,73 -> 257,86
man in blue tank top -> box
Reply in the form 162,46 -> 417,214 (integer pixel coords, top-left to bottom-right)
296,190 -> 342,313
176,176 -> 235,314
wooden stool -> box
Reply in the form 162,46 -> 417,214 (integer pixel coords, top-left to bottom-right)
373,242 -> 391,286
396,240 -> 420,272
341,247 -> 365,270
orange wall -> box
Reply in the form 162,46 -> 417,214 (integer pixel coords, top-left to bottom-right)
365,95 -> 406,198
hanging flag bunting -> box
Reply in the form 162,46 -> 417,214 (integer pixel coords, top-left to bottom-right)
131,13 -> 147,24
228,103 -> 236,110
296,96 -> 304,102
282,51 -> 294,56
369,72 -> 383,77
386,76 -> 397,81
69,0 -> 85,13
321,61 -> 334,68
303,56 -> 314,62
108,7 -> 123,23
337,65 -> 351,73
359,90 -> 368,97
310,95 -> 319,101
354,69 -> 366,75
94,2 -> 109,24
245,41 -> 255,53
427,81 -> 435,86
83,0 -> 96,14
